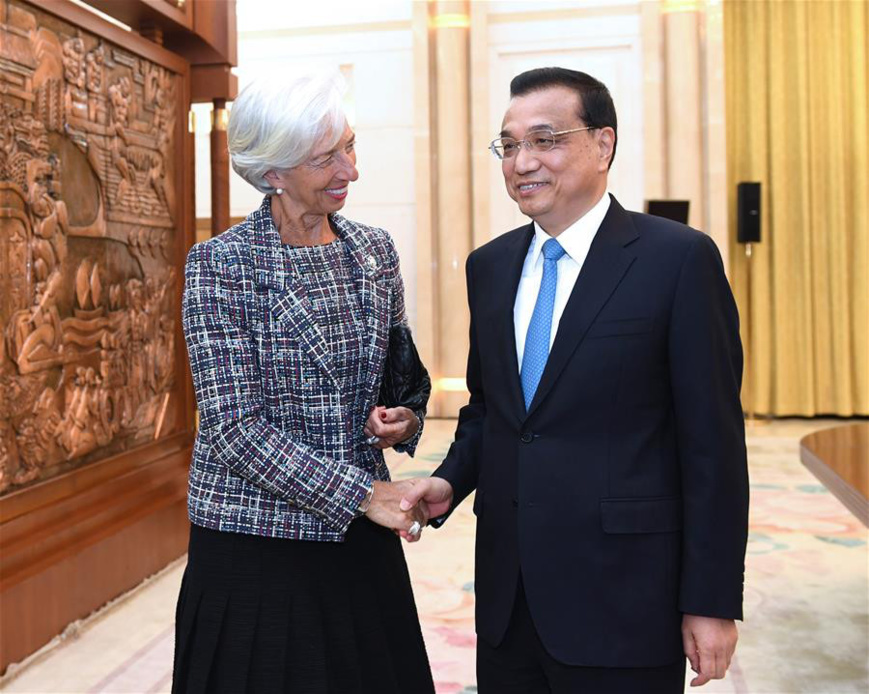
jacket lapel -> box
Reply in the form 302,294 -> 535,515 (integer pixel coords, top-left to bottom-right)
497,223 -> 535,425
247,197 -> 338,388
524,196 -> 639,419
330,214 -> 391,406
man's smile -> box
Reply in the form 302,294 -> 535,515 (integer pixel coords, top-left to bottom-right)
517,181 -> 549,195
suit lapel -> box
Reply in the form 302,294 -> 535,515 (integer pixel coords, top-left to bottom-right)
524,196 -> 639,419
497,223 -> 535,424
247,197 -> 338,389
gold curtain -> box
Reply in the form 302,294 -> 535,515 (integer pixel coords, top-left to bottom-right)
724,0 -> 869,416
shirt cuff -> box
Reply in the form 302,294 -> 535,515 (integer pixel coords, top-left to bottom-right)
394,409 -> 424,456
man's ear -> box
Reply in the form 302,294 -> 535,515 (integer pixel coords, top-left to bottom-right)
597,127 -> 615,171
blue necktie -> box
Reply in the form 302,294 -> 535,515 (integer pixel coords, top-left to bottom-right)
520,238 -> 566,410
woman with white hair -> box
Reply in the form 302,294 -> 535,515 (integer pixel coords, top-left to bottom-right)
172,71 -> 435,693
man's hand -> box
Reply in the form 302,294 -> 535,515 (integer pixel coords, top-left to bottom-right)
397,477 -> 454,542
363,406 -> 419,449
682,614 -> 738,686
364,481 -> 429,539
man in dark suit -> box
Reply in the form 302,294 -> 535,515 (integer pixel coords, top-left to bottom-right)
401,67 -> 749,693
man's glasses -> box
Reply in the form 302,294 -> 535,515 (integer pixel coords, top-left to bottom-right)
489,126 -> 597,160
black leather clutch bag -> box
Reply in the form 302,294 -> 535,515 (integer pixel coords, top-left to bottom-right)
378,325 -> 431,413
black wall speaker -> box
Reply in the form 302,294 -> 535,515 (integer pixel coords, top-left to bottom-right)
737,182 -> 761,243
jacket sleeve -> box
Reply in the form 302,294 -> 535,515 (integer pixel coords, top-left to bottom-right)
669,233 -> 750,620
183,241 -> 372,534
431,252 -> 485,523
382,232 -> 425,457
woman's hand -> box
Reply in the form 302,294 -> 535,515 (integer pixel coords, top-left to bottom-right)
363,406 -> 419,449
364,480 -> 429,540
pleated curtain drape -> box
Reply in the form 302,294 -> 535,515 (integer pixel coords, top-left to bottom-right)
724,0 -> 869,416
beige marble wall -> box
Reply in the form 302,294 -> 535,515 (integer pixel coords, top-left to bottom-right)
412,1 -> 474,417
643,0 -> 730,271
702,0 -> 729,274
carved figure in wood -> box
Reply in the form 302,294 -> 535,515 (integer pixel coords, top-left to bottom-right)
108,75 -> 137,208
62,36 -> 88,121
85,43 -> 106,124
57,366 -> 97,459
15,386 -> 61,481
27,157 -> 69,282
7,270 -> 64,374
62,37 -> 86,89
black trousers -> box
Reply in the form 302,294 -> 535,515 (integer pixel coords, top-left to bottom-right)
477,579 -> 686,694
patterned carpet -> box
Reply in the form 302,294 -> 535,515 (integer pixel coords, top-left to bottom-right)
2,419 -> 867,694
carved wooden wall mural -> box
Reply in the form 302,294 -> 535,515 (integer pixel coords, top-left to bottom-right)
0,0 -> 183,494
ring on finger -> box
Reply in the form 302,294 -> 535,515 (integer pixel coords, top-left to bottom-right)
408,520 -> 421,536
365,435 -> 380,445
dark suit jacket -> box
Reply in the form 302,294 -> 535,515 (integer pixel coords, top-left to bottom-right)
433,195 -> 749,667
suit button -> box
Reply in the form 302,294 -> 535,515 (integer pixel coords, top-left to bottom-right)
520,432 -> 534,444
512,498 -> 518,507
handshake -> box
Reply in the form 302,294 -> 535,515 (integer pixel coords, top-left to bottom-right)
362,478 -> 454,542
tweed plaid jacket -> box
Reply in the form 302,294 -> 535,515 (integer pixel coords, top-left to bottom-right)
182,197 -> 423,541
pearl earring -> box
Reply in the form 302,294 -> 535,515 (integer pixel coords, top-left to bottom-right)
275,187 -> 284,196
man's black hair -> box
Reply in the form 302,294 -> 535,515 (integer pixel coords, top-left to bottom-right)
510,67 -> 618,170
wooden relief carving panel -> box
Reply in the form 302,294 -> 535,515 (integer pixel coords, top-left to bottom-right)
0,0 -> 183,494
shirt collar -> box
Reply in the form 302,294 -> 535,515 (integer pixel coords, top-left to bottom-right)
530,192 -> 611,265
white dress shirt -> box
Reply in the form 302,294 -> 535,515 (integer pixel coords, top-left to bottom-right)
513,193 -> 611,370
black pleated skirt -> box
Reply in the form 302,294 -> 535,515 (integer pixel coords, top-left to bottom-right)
172,519 -> 435,694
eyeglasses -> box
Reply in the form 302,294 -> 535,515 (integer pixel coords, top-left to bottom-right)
489,126 -> 597,160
